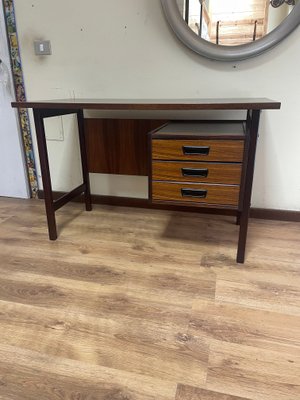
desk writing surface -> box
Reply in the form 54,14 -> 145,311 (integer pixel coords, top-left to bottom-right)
11,98 -> 281,110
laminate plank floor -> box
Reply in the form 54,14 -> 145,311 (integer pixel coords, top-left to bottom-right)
0,198 -> 299,400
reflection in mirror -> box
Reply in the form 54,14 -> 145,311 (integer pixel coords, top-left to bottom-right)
177,0 -> 298,46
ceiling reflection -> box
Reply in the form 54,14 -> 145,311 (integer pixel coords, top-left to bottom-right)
177,0 -> 297,45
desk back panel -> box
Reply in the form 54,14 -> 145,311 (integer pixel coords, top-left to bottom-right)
85,119 -> 166,176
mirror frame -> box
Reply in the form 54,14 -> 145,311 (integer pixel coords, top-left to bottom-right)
161,0 -> 300,61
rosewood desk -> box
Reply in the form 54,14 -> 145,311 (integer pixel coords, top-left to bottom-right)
12,98 -> 281,263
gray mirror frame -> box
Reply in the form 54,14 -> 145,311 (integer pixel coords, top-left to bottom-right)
161,0 -> 300,61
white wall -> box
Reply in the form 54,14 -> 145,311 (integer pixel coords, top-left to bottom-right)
0,4 -> 29,199
13,0 -> 300,210
268,4 -> 291,33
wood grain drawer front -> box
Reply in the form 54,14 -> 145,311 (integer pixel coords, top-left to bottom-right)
152,139 -> 244,162
152,182 -> 240,206
152,161 -> 242,184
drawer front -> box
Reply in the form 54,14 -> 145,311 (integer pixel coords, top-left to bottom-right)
152,139 -> 244,162
152,182 -> 240,206
152,161 -> 242,184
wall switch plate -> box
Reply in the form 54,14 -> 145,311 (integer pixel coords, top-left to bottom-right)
34,40 -> 52,55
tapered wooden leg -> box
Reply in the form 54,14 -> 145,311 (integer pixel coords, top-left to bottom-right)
77,110 -> 92,211
237,209 -> 250,263
236,110 -> 261,263
33,108 -> 57,240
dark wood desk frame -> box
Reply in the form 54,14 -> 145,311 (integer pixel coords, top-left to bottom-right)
12,98 -> 281,263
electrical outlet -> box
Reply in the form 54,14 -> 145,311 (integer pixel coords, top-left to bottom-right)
34,40 -> 52,55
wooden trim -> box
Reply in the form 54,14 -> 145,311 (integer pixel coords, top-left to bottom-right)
38,190 -> 300,222
250,208 -> 300,222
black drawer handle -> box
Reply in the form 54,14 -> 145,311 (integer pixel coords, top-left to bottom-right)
181,168 -> 208,178
182,146 -> 210,156
181,188 -> 207,198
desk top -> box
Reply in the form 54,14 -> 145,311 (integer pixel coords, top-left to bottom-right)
11,98 -> 281,110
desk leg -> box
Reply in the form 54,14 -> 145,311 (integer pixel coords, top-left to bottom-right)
237,110 -> 261,263
33,108 -> 92,240
33,108 -> 57,240
77,110 -> 92,211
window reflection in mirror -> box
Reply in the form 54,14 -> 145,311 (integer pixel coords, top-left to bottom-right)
177,0 -> 297,46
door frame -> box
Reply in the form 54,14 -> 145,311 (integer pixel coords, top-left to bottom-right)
2,0 -> 38,197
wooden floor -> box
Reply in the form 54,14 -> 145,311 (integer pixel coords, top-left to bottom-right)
0,197 -> 299,400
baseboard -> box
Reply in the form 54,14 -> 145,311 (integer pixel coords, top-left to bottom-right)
249,207 -> 300,222
38,190 -> 300,222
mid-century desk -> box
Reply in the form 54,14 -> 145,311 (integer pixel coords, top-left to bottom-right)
12,98 -> 281,263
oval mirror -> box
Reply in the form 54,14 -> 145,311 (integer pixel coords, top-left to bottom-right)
161,0 -> 300,60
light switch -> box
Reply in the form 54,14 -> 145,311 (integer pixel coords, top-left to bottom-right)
34,40 -> 52,55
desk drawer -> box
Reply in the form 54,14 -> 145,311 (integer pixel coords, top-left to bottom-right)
152,161 -> 242,184
152,139 -> 244,162
152,181 -> 240,206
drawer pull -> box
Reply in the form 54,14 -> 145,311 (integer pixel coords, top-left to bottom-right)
181,188 -> 207,198
182,145 -> 210,156
181,168 -> 208,178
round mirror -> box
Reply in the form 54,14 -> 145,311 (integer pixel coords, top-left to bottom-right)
161,0 -> 300,60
